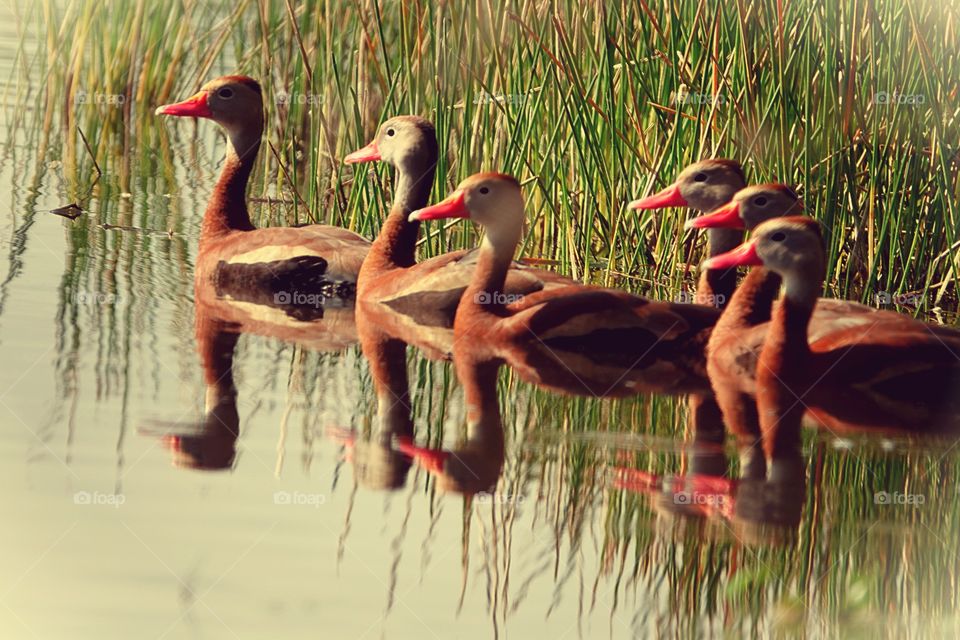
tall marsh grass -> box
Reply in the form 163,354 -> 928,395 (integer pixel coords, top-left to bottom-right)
9,0 -> 960,309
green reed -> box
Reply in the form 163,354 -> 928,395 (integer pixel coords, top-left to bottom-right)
7,0 -> 959,310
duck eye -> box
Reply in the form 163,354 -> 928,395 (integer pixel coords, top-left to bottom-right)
217,87 -> 234,99
693,172 -> 708,183
478,186 -> 490,195
386,128 -> 396,137
771,231 -> 786,242
754,196 -> 769,206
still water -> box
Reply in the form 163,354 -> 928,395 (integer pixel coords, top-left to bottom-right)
1,8 -> 959,640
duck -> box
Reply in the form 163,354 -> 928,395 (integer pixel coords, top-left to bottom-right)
687,185 -> 889,381
670,182 -> 880,463
628,160 -> 750,446
703,216 -> 960,460
345,117 -> 576,330
156,75 -> 369,300
409,172 -> 721,392
629,159 -> 748,308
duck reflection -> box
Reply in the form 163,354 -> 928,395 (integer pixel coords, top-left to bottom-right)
397,351 -> 505,494
157,314 -> 242,470
614,390 -> 806,543
141,273 -> 358,470
341,304 -> 505,495
332,333 -> 415,491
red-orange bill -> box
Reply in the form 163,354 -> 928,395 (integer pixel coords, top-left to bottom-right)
628,183 -> 687,210
344,140 -> 381,164
703,239 -> 762,270
685,201 -> 744,230
395,440 -> 448,474
409,191 -> 468,221
155,92 -> 212,118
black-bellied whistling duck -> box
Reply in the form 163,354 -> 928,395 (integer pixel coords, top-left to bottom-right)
704,217 -> 960,461
409,173 -> 721,391
345,118 -> 575,328
156,76 -> 369,298
690,185 -> 883,381
628,161 -> 750,450
629,159 -> 748,308
679,183 -> 877,467
685,183 -> 878,321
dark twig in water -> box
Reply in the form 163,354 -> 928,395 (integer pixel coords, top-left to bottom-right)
49,127 -> 102,220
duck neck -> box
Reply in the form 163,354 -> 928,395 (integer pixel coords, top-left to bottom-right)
696,229 -> 743,308
366,336 -> 414,440
762,277 -> 818,365
195,314 -> 239,411
756,281 -> 817,465
201,124 -> 261,242
456,235 -> 514,326
713,267 -> 783,336
359,161 -> 436,288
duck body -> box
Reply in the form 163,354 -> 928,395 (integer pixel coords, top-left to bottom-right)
368,246 -> 575,329
200,224 -> 368,302
706,267 -> 960,398
411,172 -> 724,393
157,75 -> 370,304
704,217 -> 960,456
347,116 -> 577,335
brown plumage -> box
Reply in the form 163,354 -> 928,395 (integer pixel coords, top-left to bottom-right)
156,75 -> 369,302
410,173 -> 722,394
704,217 -> 960,463
345,121 -> 576,332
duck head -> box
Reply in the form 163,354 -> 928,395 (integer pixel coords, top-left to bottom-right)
155,75 -> 264,158
344,115 -> 438,174
686,183 -> 803,231
628,159 -> 747,213
409,172 -> 525,252
704,216 -> 825,300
